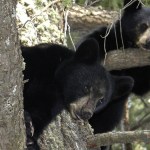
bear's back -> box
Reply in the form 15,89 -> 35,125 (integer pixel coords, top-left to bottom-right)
22,43 -> 73,80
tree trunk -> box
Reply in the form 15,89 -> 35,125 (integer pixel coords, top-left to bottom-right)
0,0 -> 26,149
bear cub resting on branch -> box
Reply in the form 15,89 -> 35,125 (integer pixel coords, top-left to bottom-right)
22,39 -> 133,149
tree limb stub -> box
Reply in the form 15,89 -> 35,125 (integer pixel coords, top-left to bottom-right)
86,130 -> 150,149
104,49 -> 150,71
38,110 -> 93,150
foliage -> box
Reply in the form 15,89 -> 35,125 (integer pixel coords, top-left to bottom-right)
62,0 -> 73,7
100,0 -> 122,10
17,0 -> 66,46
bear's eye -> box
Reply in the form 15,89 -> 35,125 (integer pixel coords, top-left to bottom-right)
96,97 -> 104,108
140,23 -> 148,32
98,97 -> 104,104
84,86 -> 89,93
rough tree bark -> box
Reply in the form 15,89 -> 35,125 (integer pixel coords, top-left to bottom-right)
38,110 -> 93,150
0,0 -> 25,150
104,49 -> 150,70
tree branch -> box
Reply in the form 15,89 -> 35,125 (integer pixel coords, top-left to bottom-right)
86,130 -> 150,149
68,5 -> 118,32
104,49 -> 150,71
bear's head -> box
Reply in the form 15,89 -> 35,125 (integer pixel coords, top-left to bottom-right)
55,39 -> 134,120
121,0 -> 150,50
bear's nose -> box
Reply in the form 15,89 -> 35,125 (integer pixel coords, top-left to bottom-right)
145,38 -> 150,49
81,110 -> 93,120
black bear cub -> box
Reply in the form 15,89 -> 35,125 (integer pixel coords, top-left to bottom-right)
22,39 -> 133,149
78,0 -> 150,96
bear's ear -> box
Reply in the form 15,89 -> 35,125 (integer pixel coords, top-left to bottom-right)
112,76 -> 134,100
75,38 -> 100,63
124,0 -> 142,12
